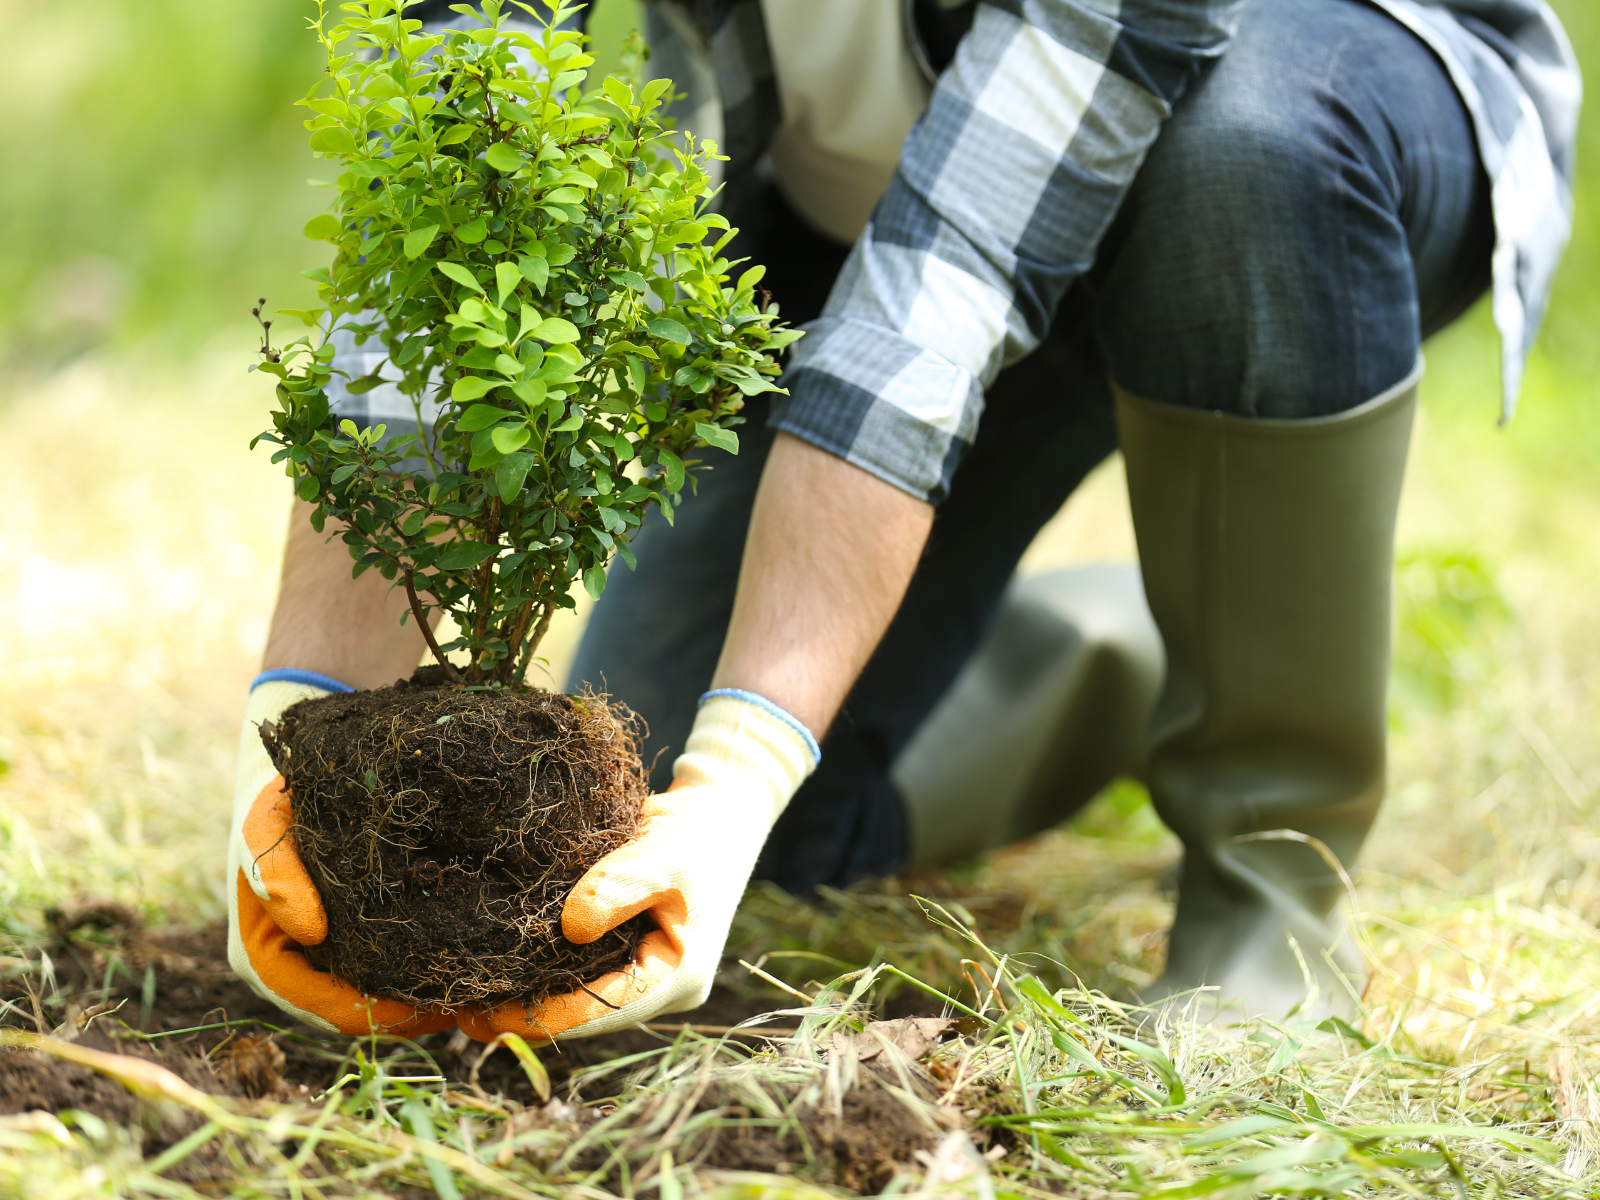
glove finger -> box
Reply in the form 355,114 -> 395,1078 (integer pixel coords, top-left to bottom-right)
243,777 -> 330,947
562,837 -> 680,945
456,929 -> 681,1044
234,871 -> 453,1038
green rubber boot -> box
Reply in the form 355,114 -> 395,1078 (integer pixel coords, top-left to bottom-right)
1118,365 -> 1420,1024
893,564 -> 1164,869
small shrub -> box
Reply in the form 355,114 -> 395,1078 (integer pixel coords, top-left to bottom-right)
253,0 -> 797,686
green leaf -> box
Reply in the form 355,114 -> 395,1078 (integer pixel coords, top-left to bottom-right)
495,452 -> 534,502
403,224 -> 439,258
296,475 -> 320,502
583,565 -> 607,600
624,356 -> 647,397
451,376 -> 497,403
495,262 -> 521,306
436,261 -> 485,294
499,100 -> 537,127
518,255 -> 550,293
602,76 -> 634,111
457,403 -> 513,431
611,270 -> 647,291
485,142 -> 525,173
532,317 -> 580,344
437,123 -> 474,146
308,126 -> 359,156
436,542 -> 499,570
511,379 -> 547,408
647,316 -> 692,345
695,422 -> 739,455
641,77 -> 673,109
490,423 -> 531,454
303,213 -> 343,241
456,216 -> 488,244
658,447 -> 684,494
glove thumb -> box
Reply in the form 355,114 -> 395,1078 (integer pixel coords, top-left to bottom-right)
240,777 -> 329,947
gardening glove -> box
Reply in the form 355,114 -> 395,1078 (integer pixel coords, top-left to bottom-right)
456,689 -> 819,1044
227,670 -> 455,1038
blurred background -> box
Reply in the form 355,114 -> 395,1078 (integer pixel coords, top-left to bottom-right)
0,0 -> 1598,1059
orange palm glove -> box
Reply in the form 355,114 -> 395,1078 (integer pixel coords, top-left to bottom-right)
456,690 -> 819,1044
227,673 -> 452,1037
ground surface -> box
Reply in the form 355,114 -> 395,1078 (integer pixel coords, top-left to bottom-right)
3,316 -> 1600,1196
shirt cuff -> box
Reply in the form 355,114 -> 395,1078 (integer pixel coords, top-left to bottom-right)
770,316 -> 983,505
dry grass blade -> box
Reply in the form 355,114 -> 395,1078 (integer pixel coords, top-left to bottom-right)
0,1027 -> 223,1114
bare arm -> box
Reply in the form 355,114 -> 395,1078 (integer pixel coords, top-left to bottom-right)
711,433 -> 934,738
260,500 -> 431,690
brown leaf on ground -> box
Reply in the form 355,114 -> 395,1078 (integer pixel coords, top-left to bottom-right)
839,1017 -> 957,1063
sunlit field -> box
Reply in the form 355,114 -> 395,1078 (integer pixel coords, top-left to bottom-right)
1,0 -> 1599,1195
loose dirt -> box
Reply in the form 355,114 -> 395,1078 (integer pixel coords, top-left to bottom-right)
0,903 -> 968,1190
261,671 -> 651,1008
0,904 -> 776,1109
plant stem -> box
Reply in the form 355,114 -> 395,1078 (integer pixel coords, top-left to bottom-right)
465,497 -> 503,683
498,589 -> 540,687
513,600 -> 557,687
404,568 -> 461,682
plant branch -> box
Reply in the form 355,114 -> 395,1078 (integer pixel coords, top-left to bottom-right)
404,567 -> 461,681
514,599 -> 557,687
465,496 -> 503,682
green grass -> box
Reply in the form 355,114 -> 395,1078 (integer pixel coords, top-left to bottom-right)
3,0 -> 1600,1195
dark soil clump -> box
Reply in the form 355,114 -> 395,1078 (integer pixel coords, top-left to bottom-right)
261,671 -> 651,1009
698,1071 -> 944,1191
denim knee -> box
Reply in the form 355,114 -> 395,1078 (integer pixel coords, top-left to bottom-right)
1088,0 -> 1477,418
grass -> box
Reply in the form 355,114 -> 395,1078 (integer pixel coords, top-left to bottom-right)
2,318 -> 1599,1197
3,0 -> 1600,1194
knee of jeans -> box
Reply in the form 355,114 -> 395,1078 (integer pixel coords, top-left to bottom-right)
1096,94 -> 1367,415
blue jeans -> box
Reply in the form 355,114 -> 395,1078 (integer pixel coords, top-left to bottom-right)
570,0 -> 1492,893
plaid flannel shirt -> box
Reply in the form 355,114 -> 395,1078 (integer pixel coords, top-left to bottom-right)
649,0 -> 1579,504
336,1 -> 1579,505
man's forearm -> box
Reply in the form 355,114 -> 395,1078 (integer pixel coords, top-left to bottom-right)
711,433 -> 934,738
260,500 -> 431,689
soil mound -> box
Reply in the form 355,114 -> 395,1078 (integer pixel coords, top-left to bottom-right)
261,673 -> 651,1009
697,1071 -> 943,1191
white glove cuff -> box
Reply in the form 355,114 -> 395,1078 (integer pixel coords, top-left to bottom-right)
673,690 -> 820,828
231,672 -> 352,894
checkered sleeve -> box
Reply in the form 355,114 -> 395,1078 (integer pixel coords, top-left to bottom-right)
771,0 -> 1245,504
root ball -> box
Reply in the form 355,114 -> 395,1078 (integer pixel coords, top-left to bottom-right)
260,672 -> 650,1009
